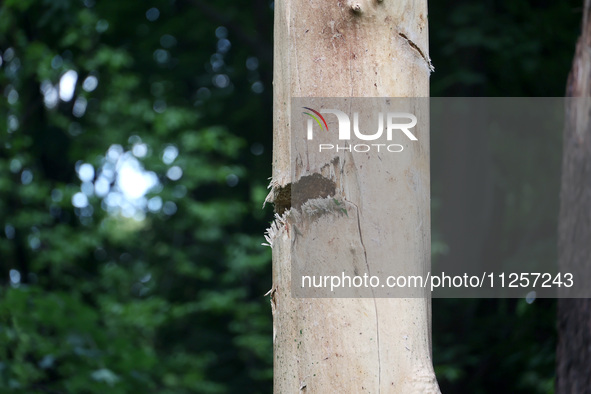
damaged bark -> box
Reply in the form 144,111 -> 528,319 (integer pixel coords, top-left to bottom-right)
269,173 -> 336,215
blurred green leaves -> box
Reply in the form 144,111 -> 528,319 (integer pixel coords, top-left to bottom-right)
0,0 -> 273,392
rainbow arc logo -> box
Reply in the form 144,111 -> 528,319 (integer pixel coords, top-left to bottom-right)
300,105 -> 418,153
302,107 -> 329,132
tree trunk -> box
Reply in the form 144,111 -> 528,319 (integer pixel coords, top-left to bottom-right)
267,1 -> 439,392
557,1 -> 591,392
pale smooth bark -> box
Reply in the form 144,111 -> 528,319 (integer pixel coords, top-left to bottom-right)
268,1 -> 439,392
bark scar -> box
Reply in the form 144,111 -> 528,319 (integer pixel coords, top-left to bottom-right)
270,174 -> 337,215
398,33 -> 434,72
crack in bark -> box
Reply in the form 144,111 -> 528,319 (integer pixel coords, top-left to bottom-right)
345,198 -> 381,393
398,33 -> 434,71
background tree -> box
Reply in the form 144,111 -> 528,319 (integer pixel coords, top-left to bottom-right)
557,0 -> 591,392
0,1 -> 274,392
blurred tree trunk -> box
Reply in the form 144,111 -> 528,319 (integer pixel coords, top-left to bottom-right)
269,1 -> 439,392
557,0 -> 591,392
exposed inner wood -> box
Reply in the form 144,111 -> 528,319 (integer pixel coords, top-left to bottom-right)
273,173 -> 336,215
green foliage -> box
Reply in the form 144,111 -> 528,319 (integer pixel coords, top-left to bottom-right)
429,1 -> 578,392
0,0 -> 273,392
430,0 -> 580,96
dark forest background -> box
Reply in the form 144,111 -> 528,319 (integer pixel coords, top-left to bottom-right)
0,0 -> 582,392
